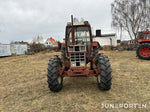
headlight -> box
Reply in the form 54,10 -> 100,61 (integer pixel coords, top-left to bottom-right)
80,62 -> 85,66
71,62 -> 76,67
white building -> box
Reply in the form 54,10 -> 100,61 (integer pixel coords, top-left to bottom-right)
94,30 -> 117,47
0,44 -> 11,57
10,44 -> 28,55
0,44 -> 27,57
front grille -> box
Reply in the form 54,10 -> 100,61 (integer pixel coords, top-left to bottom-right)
70,53 -> 85,67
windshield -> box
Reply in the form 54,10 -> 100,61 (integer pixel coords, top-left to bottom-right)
137,32 -> 143,39
66,26 -> 91,45
143,33 -> 150,40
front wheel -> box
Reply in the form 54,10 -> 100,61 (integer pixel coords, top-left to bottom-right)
47,58 -> 63,92
96,55 -> 112,90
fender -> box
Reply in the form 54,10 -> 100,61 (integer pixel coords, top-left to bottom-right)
138,40 -> 150,44
92,41 -> 100,48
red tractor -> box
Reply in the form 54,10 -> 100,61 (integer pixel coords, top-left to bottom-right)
136,31 -> 150,60
47,16 -> 112,92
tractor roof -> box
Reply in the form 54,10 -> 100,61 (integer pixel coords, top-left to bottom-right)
67,21 -> 90,26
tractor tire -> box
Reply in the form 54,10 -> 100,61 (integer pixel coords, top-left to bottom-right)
97,55 -> 112,90
47,58 -> 63,92
136,43 -> 150,60
61,48 -> 66,60
93,47 -> 99,57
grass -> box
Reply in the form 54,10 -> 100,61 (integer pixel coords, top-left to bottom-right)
0,50 -> 150,112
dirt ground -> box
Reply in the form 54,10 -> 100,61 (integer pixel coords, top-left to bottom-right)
0,50 -> 150,112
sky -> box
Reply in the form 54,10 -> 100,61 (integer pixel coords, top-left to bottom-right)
0,0 -> 126,44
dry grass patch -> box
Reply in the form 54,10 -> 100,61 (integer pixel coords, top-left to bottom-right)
0,51 -> 150,112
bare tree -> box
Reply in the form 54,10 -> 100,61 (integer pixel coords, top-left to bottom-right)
32,35 -> 44,43
111,0 -> 150,41
80,18 -> 85,22
10,40 -> 14,44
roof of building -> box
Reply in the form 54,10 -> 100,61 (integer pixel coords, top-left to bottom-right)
48,37 -> 58,45
96,33 -> 116,37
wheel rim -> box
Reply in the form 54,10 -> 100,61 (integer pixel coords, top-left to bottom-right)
139,47 -> 150,57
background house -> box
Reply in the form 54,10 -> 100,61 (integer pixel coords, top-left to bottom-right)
45,37 -> 58,47
94,30 -> 117,47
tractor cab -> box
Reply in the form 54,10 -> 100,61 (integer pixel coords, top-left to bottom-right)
138,31 -> 150,43
143,33 -> 150,40
66,21 -> 92,56
65,21 -> 93,68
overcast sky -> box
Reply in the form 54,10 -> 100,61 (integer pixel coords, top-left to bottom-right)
0,0 -> 123,44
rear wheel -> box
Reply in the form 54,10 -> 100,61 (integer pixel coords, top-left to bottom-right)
96,55 -> 112,90
136,43 -> 150,60
47,58 -> 63,92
